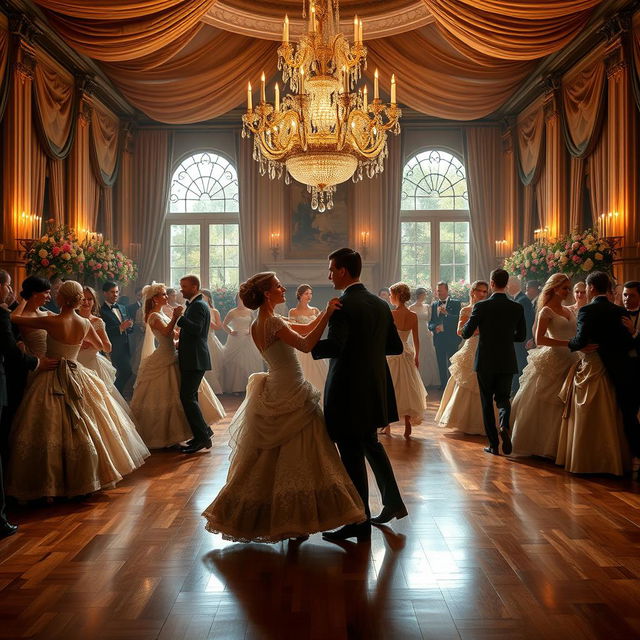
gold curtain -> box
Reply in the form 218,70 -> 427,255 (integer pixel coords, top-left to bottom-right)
379,135 -> 403,288
0,16 -> 9,122
632,12 -> 640,110
32,49 -> 77,158
516,98 -> 545,186
422,0 -> 600,61
32,118 -> 47,216
31,0 -> 217,62
49,157 -> 65,224
89,100 -> 120,186
115,132 -> 134,254
542,95 -> 567,238
587,126 -> 608,229
568,156 -> 585,232
102,186 -> 114,245
501,127 -> 519,251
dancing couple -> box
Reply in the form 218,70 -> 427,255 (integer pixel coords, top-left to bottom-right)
202,248 -> 408,543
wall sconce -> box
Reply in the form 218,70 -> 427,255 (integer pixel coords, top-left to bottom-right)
495,239 -> 508,260
270,231 -> 281,260
360,230 -> 370,260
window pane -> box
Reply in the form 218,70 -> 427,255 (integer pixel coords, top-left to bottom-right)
170,224 -> 201,287
225,245 -> 239,267
439,221 -> 469,288
455,221 -> 469,242
440,265 -> 454,283
209,224 -> 224,245
210,245 -> 224,267
207,223 -> 239,290
440,242 -> 454,264
400,221 -> 431,289
224,224 -> 239,244
185,224 -> 200,245
440,222 -> 454,242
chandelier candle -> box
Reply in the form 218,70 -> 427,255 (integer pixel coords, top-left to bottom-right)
242,0 -> 401,212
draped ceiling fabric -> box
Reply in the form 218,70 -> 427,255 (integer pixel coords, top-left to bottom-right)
516,97 -> 545,186
89,100 -> 120,186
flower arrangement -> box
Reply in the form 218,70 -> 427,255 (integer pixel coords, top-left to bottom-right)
448,280 -> 471,302
212,286 -> 238,320
25,222 -> 86,278
503,242 -> 555,282
81,235 -> 137,285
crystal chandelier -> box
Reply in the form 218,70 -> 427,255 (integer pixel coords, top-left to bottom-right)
241,0 -> 402,211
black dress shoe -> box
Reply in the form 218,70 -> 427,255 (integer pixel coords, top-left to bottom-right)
180,439 -> 212,454
370,505 -> 408,525
186,428 -> 214,447
322,523 -> 371,542
484,446 -> 499,455
0,521 -> 18,538
499,428 -> 512,455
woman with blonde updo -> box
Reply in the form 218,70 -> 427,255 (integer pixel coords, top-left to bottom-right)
8,281 -> 148,500
202,272 -> 365,543
383,282 -> 428,438
510,273 -> 580,459
565,281 -> 587,317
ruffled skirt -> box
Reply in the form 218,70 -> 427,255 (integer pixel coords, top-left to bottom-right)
222,334 -> 264,393
204,332 -> 225,395
387,350 -> 428,423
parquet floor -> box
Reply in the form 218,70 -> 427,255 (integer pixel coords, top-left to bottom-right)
2,395 -> 640,640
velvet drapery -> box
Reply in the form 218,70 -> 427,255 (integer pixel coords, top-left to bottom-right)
89,100 -> 120,187
516,98 -> 545,186
379,135 -> 403,288
0,17 -> 9,123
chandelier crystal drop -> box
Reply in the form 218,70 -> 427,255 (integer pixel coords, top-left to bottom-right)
241,0 -> 401,211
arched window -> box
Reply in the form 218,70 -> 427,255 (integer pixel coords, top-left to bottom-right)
166,152 -> 239,290
400,149 -> 471,290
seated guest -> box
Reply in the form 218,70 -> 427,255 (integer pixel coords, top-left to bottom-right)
0,270 -> 16,312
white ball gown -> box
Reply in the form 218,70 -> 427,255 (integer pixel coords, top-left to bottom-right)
556,352 -> 630,475
510,307 -> 579,458
7,321 -> 149,500
202,315 -> 365,542
291,314 -> 328,402
222,312 -> 264,393
386,329 -> 428,423
204,325 -> 224,395
130,311 -> 226,448
411,304 -> 440,387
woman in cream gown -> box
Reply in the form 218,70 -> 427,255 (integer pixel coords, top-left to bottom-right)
201,289 -> 225,395
203,272 -> 365,543
222,297 -> 264,393
8,281 -> 148,500
435,280 -> 489,435
384,283 -> 428,439
289,284 -> 328,402
510,274 -> 579,459
130,284 -> 225,448
409,288 -> 440,388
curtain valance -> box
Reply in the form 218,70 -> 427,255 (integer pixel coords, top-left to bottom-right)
516,98 -> 545,186
89,100 -> 120,187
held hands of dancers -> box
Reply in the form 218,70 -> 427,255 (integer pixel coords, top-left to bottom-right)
325,297 -> 342,317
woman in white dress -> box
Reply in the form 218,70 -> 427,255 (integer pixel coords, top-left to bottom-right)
222,296 -> 264,394
408,287 -> 439,388
202,272 -> 365,543
8,281 -> 147,500
130,283 -> 225,448
565,281 -> 587,317
383,283 -> 428,439
289,284 -> 328,402
435,280 -> 489,435
12,276 -> 54,360
77,286 -> 133,417
201,289 -> 225,395
510,274 -> 580,459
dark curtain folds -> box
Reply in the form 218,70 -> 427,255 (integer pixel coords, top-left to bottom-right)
632,14 -> 640,111
0,17 -> 9,123
89,100 -> 120,187
516,99 -> 545,186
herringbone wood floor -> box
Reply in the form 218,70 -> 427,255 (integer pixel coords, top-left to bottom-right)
2,394 -> 640,640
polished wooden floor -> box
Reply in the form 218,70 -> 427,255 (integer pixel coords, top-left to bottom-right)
2,394 -> 640,640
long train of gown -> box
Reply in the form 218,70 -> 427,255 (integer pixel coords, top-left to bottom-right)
510,308 -> 579,458
386,329 -> 427,423
7,327 -> 148,500
131,312 -> 226,448
556,353 -> 630,475
204,327 -> 224,394
292,314 -> 328,403
435,334 -> 486,435
202,315 -> 365,543
222,314 -> 264,393
412,305 -> 440,387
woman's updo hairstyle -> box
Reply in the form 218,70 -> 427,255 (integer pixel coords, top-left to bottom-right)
390,282 -> 411,305
141,282 -> 166,321
58,280 -> 84,308
239,272 -> 276,310
20,276 -> 51,300
296,284 -> 312,300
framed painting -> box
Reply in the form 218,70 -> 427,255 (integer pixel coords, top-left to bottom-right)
285,182 -> 350,259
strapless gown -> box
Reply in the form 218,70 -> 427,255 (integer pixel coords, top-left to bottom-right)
202,315 -> 365,543
435,334 -> 486,435
204,327 -> 225,395
386,329 -> 428,423
511,308 -> 579,458
7,325 -> 148,500
292,314 -> 328,403
222,313 -> 264,393
131,311 -> 226,448
412,305 -> 440,387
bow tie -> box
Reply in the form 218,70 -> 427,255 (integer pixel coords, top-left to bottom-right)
110,304 -> 117,310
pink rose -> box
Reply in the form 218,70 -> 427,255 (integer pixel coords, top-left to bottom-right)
533,259 -> 539,265
565,243 -> 570,249
531,266 -> 537,272
41,258 -> 49,266
578,246 -> 587,254
62,243 -> 71,253
52,247 -> 61,256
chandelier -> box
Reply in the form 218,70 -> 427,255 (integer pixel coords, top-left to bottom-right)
241,0 -> 401,211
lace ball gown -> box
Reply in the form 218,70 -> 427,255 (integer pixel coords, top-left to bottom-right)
130,311 -> 226,448
222,313 -> 264,393
412,304 -> 440,387
510,307 -> 579,458
292,314 -> 328,403
204,326 -> 225,395
7,323 -> 149,500
386,329 -> 428,423
202,315 -> 365,543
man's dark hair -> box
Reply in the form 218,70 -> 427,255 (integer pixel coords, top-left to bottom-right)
436,281 -> 449,290
0,270 -> 9,286
623,281 -> 640,295
329,248 -> 362,278
586,271 -> 611,294
490,268 -> 509,289
102,280 -> 118,293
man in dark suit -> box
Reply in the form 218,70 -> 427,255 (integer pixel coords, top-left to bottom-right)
313,248 -> 405,542
176,275 -> 213,454
43,276 -> 62,314
0,273 -> 58,537
461,269 -> 526,455
508,276 -> 535,394
100,281 -> 134,393
428,281 -> 461,389
126,287 -> 144,366
569,272 -> 640,462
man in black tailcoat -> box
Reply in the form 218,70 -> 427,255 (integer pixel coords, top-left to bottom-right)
508,276 -> 535,394
313,248 -> 406,542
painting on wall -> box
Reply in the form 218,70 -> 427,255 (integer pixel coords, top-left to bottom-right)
286,182 -> 350,259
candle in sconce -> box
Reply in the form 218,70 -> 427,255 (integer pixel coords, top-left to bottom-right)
260,72 -> 266,103
311,5 -> 316,32
275,82 -> 280,111
391,74 -> 397,105
363,85 -> 368,110
354,15 -> 358,43
359,19 -> 363,44
374,69 -> 379,100
283,14 -> 289,43
247,82 -> 252,111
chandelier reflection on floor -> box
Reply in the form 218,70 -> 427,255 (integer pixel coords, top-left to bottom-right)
241,0 -> 401,211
